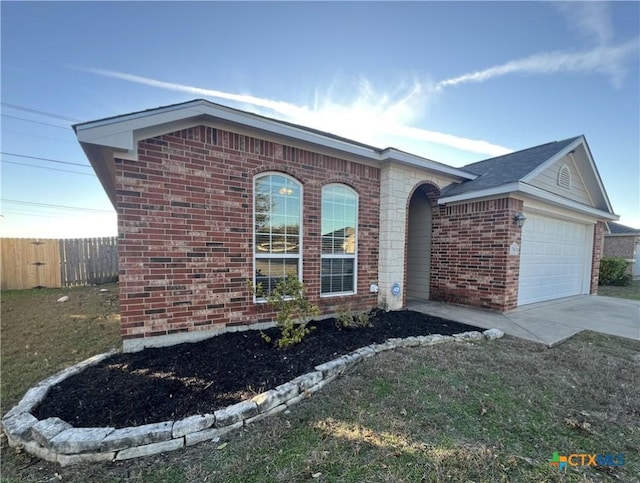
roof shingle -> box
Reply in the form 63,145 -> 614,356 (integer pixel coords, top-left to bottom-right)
607,222 -> 640,234
441,136 -> 581,197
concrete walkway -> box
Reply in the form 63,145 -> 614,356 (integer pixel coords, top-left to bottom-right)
408,295 -> 640,346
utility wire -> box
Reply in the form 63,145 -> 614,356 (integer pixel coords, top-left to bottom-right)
0,160 -> 96,176
2,128 -> 77,144
1,103 -> 81,122
2,199 -> 113,213
1,114 -> 71,130
0,152 -> 91,168
1,210 -> 109,220
1,212 -> 69,219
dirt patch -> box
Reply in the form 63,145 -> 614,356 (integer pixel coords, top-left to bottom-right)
33,310 -> 477,428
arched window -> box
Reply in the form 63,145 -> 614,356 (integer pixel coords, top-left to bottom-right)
321,184 -> 358,295
254,173 -> 302,296
558,165 -> 572,189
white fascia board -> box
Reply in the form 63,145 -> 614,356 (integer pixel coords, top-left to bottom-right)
381,148 -> 477,180
437,182 -> 521,204
520,136 -> 583,183
75,100 -> 380,159
520,135 -> 615,214
193,103 -> 384,160
75,104 -> 208,151
578,138 -> 615,213
75,99 -> 477,181
519,183 -> 618,220
438,180 -> 619,221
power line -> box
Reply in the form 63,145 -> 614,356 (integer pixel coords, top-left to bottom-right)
1,210 -> 94,219
1,103 -> 81,122
2,199 -> 113,213
1,114 -> 71,130
2,128 -> 77,145
0,152 -> 91,168
0,160 -> 96,176
2,210 -> 112,221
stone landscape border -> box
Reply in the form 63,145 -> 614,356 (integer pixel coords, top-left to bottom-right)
2,328 -> 504,466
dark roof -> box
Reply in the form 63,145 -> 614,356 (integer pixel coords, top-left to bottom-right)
607,222 -> 640,234
441,136 -> 582,197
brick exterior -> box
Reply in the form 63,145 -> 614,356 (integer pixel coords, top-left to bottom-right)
590,221 -> 606,294
603,234 -> 638,259
430,197 -> 524,311
116,126 -> 380,341
603,234 -> 639,275
113,121 -> 610,344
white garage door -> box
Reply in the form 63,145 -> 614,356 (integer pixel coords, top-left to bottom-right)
518,213 -> 592,306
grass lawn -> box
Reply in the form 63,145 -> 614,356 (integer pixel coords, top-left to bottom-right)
1,284 -> 121,411
598,279 -> 640,301
2,286 -> 639,482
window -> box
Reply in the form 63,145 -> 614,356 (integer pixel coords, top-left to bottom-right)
254,173 -> 301,296
558,165 -> 572,189
321,184 -> 357,295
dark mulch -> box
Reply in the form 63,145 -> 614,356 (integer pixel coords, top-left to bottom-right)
33,310 -> 479,428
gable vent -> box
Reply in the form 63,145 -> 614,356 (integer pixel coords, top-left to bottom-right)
558,165 -> 572,189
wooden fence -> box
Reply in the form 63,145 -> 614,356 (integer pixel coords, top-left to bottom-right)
1,237 -> 118,290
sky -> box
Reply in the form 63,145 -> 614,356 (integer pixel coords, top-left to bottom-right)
1,1 -> 639,238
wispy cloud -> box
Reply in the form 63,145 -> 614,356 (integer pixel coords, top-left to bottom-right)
436,39 -> 640,90
437,2 -> 638,90
78,68 -> 512,157
81,67 -> 311,120
554,1 -> 612,45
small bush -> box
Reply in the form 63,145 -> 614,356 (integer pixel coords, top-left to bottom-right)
248,275 -> 320,348
336,308 -> 372,329
599,257 -> 631,286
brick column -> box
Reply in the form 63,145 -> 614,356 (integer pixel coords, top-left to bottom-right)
590,221 -> 606,294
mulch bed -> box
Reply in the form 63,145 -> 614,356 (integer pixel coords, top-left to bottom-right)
33,310 -> 479,428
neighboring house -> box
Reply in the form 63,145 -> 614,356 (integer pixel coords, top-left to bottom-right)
74,99 -> 618,351
604,222 -> 640,277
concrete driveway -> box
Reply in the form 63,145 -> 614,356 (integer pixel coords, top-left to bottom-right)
409,295 -> 640,346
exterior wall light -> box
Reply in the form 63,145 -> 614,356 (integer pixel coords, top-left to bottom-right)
513,212 -> 527,228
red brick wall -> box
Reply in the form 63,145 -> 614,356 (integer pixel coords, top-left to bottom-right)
590,221 -> 606,294
116,126 -> 380,341
430,197 -> 524,311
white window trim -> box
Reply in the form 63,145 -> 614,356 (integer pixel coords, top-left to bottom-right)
320,183 -> 358,297
253,172 -> 303,303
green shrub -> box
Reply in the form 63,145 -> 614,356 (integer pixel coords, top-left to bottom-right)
336,307 -> 372,329
599,257 -> 631,286
248,275 -> 320,348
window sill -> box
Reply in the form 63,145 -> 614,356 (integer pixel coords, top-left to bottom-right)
320,291 -> 356,298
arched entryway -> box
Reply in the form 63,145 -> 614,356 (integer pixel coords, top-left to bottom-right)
406,184 -> 438,302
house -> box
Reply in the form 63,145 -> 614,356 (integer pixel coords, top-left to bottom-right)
74,99 -> 618,351
604,222 -> 640,277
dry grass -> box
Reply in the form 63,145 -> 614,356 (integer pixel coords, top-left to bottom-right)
1,284 -> 121,412
1,287 -> 638,482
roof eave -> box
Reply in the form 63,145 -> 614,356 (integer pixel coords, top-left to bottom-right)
438,181 -> 619,221
75,99 -> 476,181
381,148 -> 477,180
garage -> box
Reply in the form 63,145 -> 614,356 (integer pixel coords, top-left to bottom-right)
518,212 -> 593,306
